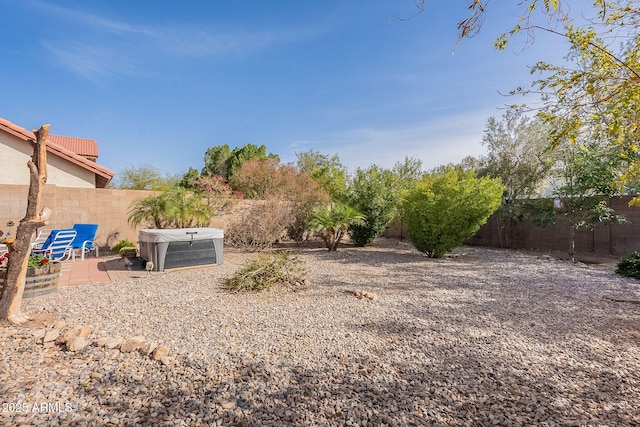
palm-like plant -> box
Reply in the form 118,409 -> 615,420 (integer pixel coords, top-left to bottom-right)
162,188 -> 214,228
128,188 -> 215,229
308,203 -> 364,251
128,194 -> 168,228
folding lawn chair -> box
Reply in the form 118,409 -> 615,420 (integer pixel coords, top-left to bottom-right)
31,229 -> 77,262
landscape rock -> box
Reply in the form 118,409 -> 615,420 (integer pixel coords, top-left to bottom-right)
139,341 -> 158,356
57,326 -> 92,344
43,329 -> 61,343
159,356 -> 173,366
221,401 -> 236,410
120,336 -> 146,353
66,336 -> 88,352
93,336 -> 112,347
103,337 -> 124,350
5,243 -> 639,426
152,345 -> 170,361
32,329 -> 46,341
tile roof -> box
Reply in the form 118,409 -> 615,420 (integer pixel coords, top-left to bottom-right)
47,134 -> 99,159
0,117 -> 115,187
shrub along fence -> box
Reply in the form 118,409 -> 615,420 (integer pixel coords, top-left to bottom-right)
386,196 -> 640,257
3,184 -> 638,257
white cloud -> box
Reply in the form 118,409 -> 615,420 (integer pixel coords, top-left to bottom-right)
31,0 -> 321,82
288,110 -> 493,172
43,41 -> 138,83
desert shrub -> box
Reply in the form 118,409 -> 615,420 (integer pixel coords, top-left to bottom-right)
225,198 -> 294,251
403,166 -> 503,258
616,251 -> 640,279
228,158 -> 283,199
222,251 -> 307,292
193,174 -> 241,215
112,240 -> 136,254
285,170 -> 331,243
347,165 -> 398,246
228,160 -> 329,243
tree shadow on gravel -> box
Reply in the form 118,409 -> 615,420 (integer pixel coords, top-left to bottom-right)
21,336 -> 638,426
135,353 -> 638,426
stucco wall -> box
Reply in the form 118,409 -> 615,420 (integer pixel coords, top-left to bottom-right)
0,132 -> 96,188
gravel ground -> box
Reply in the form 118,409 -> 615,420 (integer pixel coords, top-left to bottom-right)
2,240 -> 640,426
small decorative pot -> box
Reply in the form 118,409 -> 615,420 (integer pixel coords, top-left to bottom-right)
119,247 -> 138,258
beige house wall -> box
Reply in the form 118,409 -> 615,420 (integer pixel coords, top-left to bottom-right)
0,132 -> 96,188
0,184 -> 239,254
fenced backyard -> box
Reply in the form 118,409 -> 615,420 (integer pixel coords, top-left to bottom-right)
1,239 -> 638,425
2,184 -> 640,257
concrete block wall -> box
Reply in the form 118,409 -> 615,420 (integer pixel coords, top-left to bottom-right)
0,185 -> 159,252
471,196 -> 640,256
0,184 -> 245,254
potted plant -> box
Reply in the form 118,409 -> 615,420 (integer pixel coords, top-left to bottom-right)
0,252 -> 61,298
112,239 -> 138,258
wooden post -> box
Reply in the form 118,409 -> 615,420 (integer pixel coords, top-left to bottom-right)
0,124 -> 50,324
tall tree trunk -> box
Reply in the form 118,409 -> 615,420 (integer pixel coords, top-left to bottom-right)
0,124 -> 50,324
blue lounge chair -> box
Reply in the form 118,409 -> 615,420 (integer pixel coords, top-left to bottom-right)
70,224 -> 99,261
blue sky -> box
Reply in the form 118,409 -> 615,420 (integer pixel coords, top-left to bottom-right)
0,0 -> 570,178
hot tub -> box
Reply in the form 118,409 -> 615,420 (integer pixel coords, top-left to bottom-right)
138,228 -> 224,272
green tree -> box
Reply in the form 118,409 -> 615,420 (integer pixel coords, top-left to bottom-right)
411,1 -> 571,45
403,166 -> 503,258
347,165 -> 399,246
308,203 -> 364,251
178,167 -> 200,189
112,164 -> 175,190
479,108 -> 553,246
202,144 -> 231,179
549,138 -> 627,260
162,187 -> 215,228
127,194 -> 169,229
202,143 -> 280,180
389,157 -> 424,241
491,1 -> 640,202
419,1 -> 640,192
296,150 -> 348,202
392,156 -> 423,185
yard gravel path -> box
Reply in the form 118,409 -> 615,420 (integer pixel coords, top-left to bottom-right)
2,240 -> 640,426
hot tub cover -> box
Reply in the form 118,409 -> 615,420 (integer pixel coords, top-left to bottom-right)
139,228 -> 224,243
138,228 -> 224,271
